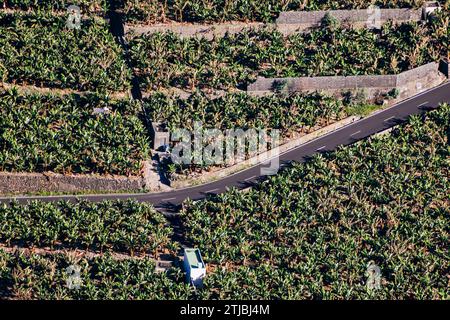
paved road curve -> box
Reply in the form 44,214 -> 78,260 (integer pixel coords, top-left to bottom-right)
1,81 -> 449,209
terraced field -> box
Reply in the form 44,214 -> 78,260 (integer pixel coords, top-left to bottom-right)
0,200 -> 171,255
0,1 -> 448,301
122,0 -> 429,24
143,90 -> 372,177
143,91 -> 351,132
129,17 -> 447,92
0,104 -> 447,299
0,12 -> 130,92
0,89 -> 148,175
0,198 -> 187,299
2,0 -> 108,13
0,252 -> 192,300
0,87 -> 372,175
181,103 -> 450,299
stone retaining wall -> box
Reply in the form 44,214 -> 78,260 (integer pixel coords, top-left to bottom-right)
125,22 -> 265,40
276,8 -> 422,26
0,172 -> 146,195
125,7 -> 428,38
249,75 -> 398,92
247,62 -> 441,98
396,62 -> 440,85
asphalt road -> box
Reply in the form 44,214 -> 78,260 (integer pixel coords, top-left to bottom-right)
1,81 -> 449,209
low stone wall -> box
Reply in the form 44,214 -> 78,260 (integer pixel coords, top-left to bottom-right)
0,82 -> 130,99
396,62 -> 440,85
247,62 -> 442,99
0,172 -> 146,195
125,7 -> 426,38
248,75 -> 397,92
125,22 -> 266,40
396,63 -> 445,99
276,8 -> 422,26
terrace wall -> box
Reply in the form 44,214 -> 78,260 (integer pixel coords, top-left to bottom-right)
0,172 -> 146,195
396,62 -> 440,86
125,22 -> 266,40
276,8 -> 422,28
126,7 -> 426,39
247,62 -> 443,100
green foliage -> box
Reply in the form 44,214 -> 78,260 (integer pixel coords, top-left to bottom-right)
199,265 -> 312,299
321,12 -> 340,30
0,200 -> 171,255
1,1 -> 448,301
181,104 -> 450,299
0,89 -> 149,175
145,90 -> 353,176
129,20 -> 445,91
123,0 -> 427,24
0,252 -> 192,299
0,12 -> 130,92
387,88 -> 400,99
345,103 -> 380,116
142,91 -> 347,133
271,79 -> 288,93
2,0 -> 108,13
1,105 -> 448,300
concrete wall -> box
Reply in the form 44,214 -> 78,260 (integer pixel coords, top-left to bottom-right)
248,75 -> 398,92
150,122 -> 170,150
247,62 -> 440,96
126,22 -> 265,40
126,7 -> 426,39
276,8 -> 422,25
0,172 -> 146,195
397,62 -> 439,85
396,62 -> 445,99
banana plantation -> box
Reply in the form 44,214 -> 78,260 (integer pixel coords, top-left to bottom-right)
0,0 -> 448,303
0,12 -> 130,92
143,91 -> 348,132
129,14 -> 447,92
180,104 -> 450,299
144,90 -> 359,177
0,89 -> 149,175
0,104 -> 447,299
0,200 -> 172,255
3,0 -> 433,23
0,252 -> 193,299
122,0 -> 429,24
0,87 -> 369,176
2,0 -> 109,13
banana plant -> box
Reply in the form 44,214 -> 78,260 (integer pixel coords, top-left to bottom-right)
129,18 -> 445,92
179,103 -> 450,299
0,89 -> 150,175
